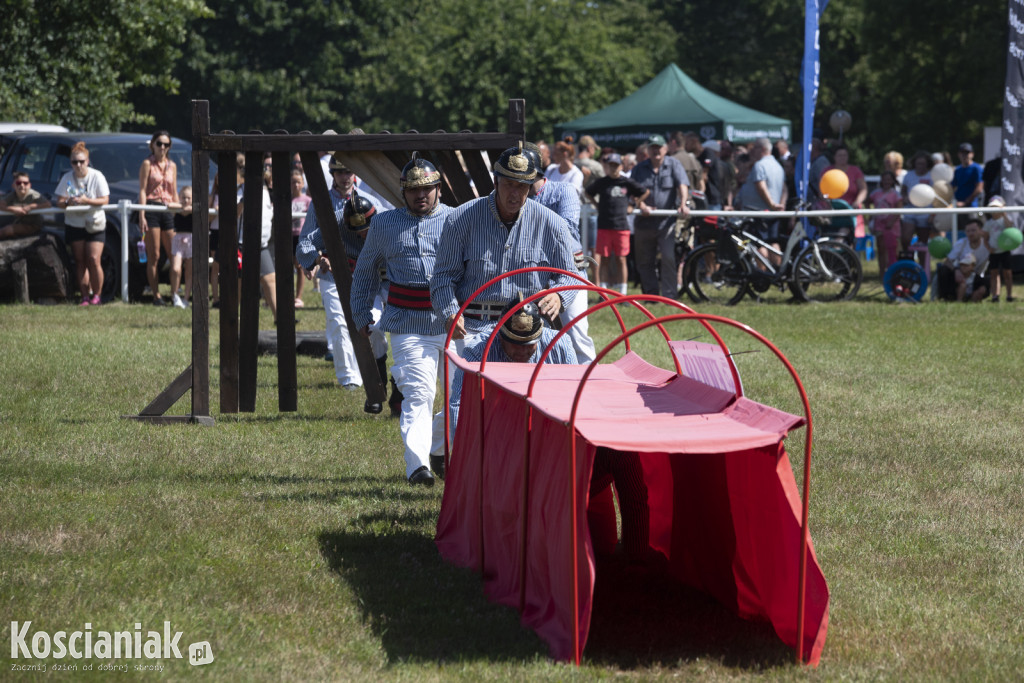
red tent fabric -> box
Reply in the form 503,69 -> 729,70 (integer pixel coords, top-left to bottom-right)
435,344 -> 829,665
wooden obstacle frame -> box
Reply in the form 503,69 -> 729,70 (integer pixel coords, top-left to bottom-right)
129,98 -> 525,424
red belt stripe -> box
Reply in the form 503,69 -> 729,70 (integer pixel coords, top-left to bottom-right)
387,284 -> 433,310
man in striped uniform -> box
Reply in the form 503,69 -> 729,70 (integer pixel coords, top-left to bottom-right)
296,155 -> 386,397
448,293 -> 577,431
446,297 -> 652,564
523,142 -> 596,362
351,156 -> 453,487
430,145 -> 580,346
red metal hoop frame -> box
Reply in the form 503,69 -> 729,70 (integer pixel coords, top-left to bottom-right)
440,271 -> 815,666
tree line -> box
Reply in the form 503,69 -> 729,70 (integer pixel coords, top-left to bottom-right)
0,0 -> 1006,170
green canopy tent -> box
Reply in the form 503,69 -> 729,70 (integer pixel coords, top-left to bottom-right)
554,63 -> 791,149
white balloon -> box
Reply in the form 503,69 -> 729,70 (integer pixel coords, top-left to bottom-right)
931,163 -> 954,183
909,183 -> 936,207
933,212 -> 953,233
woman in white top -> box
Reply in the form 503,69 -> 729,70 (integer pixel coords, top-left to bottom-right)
544,138 -> 584,195
56,141 -> 110,306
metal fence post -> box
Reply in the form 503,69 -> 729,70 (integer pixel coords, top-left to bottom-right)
118,200 -> 131,303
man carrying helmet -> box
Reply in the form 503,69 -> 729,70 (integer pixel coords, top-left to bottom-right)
448,293 -> 577,432
295,154 -> 386,403
430,145 -> 580,346
351,155 -> 454,486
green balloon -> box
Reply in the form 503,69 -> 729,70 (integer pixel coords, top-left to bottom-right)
928,237 -> 952,259
997,227 -> 1023,252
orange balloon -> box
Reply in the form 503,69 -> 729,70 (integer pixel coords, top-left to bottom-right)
820,169 -> 850,199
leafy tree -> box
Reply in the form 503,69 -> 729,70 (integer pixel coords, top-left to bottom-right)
0,0 -> 209,130
347,0 -> 675,140
656,0 -> 1006,167
852,1 -> 1005,159
134,0 -> 673,141
134,0 -> 380,137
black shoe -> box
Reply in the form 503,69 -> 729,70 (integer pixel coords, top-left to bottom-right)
153,296 -> 165,306
430,454 -> 446,480
408,466 -> 434,487
363,400 -> 383,414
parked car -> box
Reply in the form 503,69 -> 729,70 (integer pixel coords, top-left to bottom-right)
0,123 -> 69,162
0,132 -> 213,301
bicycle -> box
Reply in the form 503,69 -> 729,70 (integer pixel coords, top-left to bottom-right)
681,212 -> 862,305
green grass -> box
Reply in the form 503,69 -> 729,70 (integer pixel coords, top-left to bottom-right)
2,275 -> 1023,681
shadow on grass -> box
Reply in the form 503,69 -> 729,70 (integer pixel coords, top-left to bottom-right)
317,526 -> 793,671
585,555 -> 793,670
318,528 -> 549,664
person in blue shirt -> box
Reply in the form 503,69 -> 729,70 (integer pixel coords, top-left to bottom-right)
449,293 -> 578,432
351,156 -> 454,486
630,134 -> 691,298
295,155 -> 386,397
952,142 -> 984,234
431,146 -> 579,345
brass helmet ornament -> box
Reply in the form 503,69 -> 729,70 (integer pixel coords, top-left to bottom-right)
343,195 -> 376,231
328,154 -> 351,172
493,143 -> 538,184
499,292 -> 544,345
400,153 -> 442,189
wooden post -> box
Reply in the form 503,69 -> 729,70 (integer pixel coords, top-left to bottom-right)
190,101 -> 212,419
238,149 -> 264,412
217,149 -> 240,413
271,147 -> 297,412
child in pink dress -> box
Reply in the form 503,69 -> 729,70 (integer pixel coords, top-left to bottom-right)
868,170 -> 903,272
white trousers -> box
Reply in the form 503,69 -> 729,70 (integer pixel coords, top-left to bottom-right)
320,279 -> 387,386
558,280 -> 596,363
391,332 -> 446,478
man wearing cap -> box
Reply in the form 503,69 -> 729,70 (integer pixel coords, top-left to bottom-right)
953,142 -> 984,233
448,294 -> 578,432
431,145 -> 580,346
630,134 -> 690,298
522,142 -> 596,363
585,153 -> 648,295
351,155 -> 455,486
296,154 -> 386,395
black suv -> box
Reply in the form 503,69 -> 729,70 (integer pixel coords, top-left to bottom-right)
0,132 -> 204,301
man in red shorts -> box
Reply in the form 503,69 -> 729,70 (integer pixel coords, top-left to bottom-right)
585,153 -> 648,294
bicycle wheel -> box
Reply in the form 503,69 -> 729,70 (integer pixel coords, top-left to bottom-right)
789,240 -> 862,302
686,243 -> 751,305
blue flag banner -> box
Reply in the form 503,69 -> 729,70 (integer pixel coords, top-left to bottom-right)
799,0 -> 828,203
1001,1 -> 1024,228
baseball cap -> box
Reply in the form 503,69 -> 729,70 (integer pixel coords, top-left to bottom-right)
959,142 -> 973,153
603,153 -> 622,165
988,195 -> 1006,207
646,134 -> 667,147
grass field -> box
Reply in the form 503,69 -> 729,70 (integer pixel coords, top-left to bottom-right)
2,273 -> 1022,681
